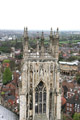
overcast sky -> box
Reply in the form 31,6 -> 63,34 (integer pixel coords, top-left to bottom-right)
0,0 -> 80,31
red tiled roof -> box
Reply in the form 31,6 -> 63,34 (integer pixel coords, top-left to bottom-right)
62,81 -> 75,89
61,97 -> 66,106
3,63 -> 10,67
6,83 -> 16,89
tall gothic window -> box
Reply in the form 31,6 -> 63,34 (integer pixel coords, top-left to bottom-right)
49,92 -> 52,118
35,81 -> 46,114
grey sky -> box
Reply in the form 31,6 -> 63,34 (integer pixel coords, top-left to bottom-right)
0,0 -> 80,30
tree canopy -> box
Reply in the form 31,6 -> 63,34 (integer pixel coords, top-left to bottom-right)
3,59 -> 10,63
73,113 -> 80,120
3,67 -> 12,85
76,73 -> 80,84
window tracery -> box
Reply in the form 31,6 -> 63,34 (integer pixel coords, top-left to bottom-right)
35,81 -> 46,114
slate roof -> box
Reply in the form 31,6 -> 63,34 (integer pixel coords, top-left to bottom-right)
67,94 -> 80,104
63,86 -> 68,93
4,95 -> 15,101
0,105 -> 18,120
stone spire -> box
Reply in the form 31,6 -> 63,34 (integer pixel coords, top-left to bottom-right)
54,28 -> 59,60
41,31 -> 44,40
50,27 -> 53,36
36,32 -> 39,55
56,27 -> 59,38
51,28 -> 59,60
24,27 -> 28,39
41,31 -> 44,57
57,27 -> 59,33
23,27 -> 28,58
50,27 -> 53,52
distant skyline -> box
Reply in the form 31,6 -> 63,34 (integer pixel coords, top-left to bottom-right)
0,0 -> 80,31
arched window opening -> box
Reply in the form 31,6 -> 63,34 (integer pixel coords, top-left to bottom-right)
49,92 -> 52,118
35,81 -> 46,114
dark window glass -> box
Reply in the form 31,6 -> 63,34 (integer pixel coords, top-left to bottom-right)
39,92 -> 42,102
43,103 -> 46,113
35,105 -> 38,113
39,104 -> 42,113
30,103 -> 32,110
43,92 -> 46,102
35,92 -> 38,102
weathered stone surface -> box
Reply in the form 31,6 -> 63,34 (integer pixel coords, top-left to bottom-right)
19,28 -> 61,120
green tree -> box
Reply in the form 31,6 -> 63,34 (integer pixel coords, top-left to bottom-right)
59,54 -> 64,61
3,59 -> 10,63
63,115 -> 67,120
76,73 -> 80,84
67,56 -> 77,61
73,113 -> 80,120
3,67 -> 12,85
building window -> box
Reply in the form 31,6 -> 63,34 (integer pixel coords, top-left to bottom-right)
35,105 -> 38,113
67,107 -> 69,110
67,103 -> 69,106
43,103 -> 46,113
43,92 -> 46,102
77,108 -> 79,112
35,81 -> 46,114
39,104 -> 42,113
70,108 -> 72,111
70,104 -> 72,107
75,108 -> 76,112
39,92 -> 42,102
78,104 -> 80,107
35,92 -> 38,102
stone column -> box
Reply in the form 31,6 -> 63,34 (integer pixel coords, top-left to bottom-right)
56,62 -> 61,120
33,62 -> 35,120
37,32 -> 39,55
23,27 -> 28,59
56,94 -> 61,120
28,62 -> 30,119
49,28 -> 53,53
22,70 -> 27,94
41,32 -> 44,58
53,62 -> 57,120
19,94 -> 26,120
46,88 -> 49,120
56,64 -> 59,93
33,88 -> 35,120
53,28 -> 59,60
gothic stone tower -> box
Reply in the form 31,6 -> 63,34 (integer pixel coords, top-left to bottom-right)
19,28 -> 61,120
